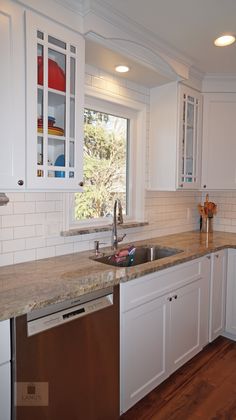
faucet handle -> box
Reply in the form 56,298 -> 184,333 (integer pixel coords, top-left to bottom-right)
117,233 -> 126,244
94,240 -> 106,256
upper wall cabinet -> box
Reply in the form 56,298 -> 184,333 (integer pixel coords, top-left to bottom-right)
26,12 -> 85,190
149,82 -> 202,191
0,1 -> 25,190
202,93 -> 236,190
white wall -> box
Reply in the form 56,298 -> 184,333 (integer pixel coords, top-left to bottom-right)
0,65 -> 200,267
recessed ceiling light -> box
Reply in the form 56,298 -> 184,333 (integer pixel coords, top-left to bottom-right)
115,65 -> 130,73
214,34 -> 236,47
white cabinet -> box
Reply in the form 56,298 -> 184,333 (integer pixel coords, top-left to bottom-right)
0,319 -> 11,420
0,0 -> 25,190
26,12 -> 84,190
120,256 -> 210,413
202,93 -> 236,190
226,249 -> 236,336
120,294 -> 169,412
169,277 -> 208,373
209,250 -> 227,342
149,82 -> 202,191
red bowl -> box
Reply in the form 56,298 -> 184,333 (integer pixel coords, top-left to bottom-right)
38,57 -> 66,92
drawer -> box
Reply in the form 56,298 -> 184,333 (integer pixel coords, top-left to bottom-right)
0,320 -> 10,365
120,258 -> 203,312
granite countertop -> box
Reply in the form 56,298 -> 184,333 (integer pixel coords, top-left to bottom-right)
1,230 -> 236,321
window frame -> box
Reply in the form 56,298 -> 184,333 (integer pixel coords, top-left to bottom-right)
63,84 -> 146,231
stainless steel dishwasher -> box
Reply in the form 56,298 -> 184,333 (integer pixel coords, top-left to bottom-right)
12,286 -> 119,420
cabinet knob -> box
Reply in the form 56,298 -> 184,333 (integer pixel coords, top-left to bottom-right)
79,181 -> 84,187
17,180 -> 24,186
173,295 -> 177,299
206,255 -> 211,260
203,185 -> 207,189
168,297 -> 172,302
215,254 -> 219,258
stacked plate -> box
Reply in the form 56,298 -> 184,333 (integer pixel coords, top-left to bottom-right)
37,116 -> 64,136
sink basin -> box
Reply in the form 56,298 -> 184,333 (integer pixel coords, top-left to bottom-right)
93,245 -> 182,267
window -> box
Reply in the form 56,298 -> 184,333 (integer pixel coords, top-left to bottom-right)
66,90 -> 146,231
74,108 -> 129,221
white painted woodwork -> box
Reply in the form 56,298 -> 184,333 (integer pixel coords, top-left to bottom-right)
0,320 -> 10,365
226,249 -> 236,336
0,320 -> 11,420
121,257 -> 202,312
120,256 -> 210,413
0,363 -> 11,420
120,295 -> 169,412
209,250 -> 227,342
202,93 -> 236,190
0,1 -> 25,190
149,82 -> 202,191
169,279 -> 204,373
26,11 -> 84,190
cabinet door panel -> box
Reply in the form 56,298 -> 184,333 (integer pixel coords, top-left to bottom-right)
120,296 -> 169,413
0,2 -> 25,190
169,279 -> 202,372
26,11 -> 84,190
202,93 -> 236,189
0,320 -> 10,365
209,250 -> 226,341
0,363 -> 11,420
226,249 -> 236,336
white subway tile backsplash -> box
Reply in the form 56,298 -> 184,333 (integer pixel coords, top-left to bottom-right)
2,239 -> 25,253
0,228 -> 14,241
14,202 -> 35,214
36,246 -> 56,260
14,226 -> 36,239
55,243 -> 74,256
2,215 -> 25,228
14,249 -> 36,264
0,203 -> 13,215
36,201 -> 55,213
25,237 -> 46,250
25,213 -> 46,226
7,193 -> 25,202
25,193 -> 46,201
0,253 -> 14,267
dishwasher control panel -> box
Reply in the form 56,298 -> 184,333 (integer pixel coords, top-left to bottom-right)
27,293 -> 113,336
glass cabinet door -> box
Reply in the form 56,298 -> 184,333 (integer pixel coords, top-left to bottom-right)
179,86 -> 202,189
26,12 -> 84,189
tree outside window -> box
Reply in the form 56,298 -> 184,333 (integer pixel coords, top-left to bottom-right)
75,109 -> 129,220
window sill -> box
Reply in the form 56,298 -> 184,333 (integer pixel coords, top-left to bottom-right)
61,221 -> 148,237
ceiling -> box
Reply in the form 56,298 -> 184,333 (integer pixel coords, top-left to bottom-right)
85,0 -> 236,80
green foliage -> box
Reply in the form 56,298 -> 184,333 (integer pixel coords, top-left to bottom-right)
75,110 -> 127,220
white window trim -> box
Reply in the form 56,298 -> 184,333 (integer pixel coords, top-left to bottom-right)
63,84 -> 147,232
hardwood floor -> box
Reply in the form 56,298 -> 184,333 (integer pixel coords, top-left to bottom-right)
121,336 -> 236,420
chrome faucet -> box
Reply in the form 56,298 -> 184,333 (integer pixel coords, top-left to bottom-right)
111,199 -> 126,250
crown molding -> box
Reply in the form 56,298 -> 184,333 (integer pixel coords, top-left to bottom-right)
83,0 -> 193,75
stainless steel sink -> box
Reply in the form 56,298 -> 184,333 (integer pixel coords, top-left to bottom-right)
93,245 -> 182,267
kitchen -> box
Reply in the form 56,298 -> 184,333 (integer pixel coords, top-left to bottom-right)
1,0 -> 236,419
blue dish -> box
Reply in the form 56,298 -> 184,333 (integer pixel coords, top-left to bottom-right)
55,154 -> 65,178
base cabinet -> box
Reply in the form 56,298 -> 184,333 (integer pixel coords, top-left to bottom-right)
120,256 -> 210,413
120,294 -> 169,412
226,249 -> 236,336
209,250 -> 227,342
